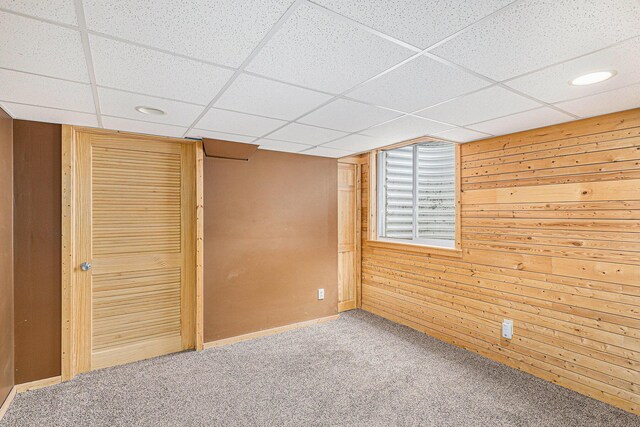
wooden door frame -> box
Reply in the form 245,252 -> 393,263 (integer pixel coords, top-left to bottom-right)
61,126 -> 204,381
337,158 -> 362,311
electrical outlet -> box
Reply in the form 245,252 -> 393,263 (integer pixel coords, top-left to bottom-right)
502,319 -> 513,339
317,288 -> 325,300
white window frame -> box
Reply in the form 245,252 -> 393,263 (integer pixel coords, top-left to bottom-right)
368,137 -> 461,257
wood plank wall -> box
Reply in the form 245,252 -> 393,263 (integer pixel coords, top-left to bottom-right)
360,108 -> 640,415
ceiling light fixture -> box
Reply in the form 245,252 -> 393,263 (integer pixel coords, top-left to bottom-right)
569,71 -> 616,86
135,106 -> 166,115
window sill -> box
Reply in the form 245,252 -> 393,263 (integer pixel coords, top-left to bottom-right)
366,239 -> 463,258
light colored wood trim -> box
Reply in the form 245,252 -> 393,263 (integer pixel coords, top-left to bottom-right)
15,376 -> 62,393
378,135 -> 441,151
61,125 -> 74,381
454,144 -> 462,251
203,315 -> 340,349
367,239 -> 463,258
0,387 -> 16,421
61,126 -> 204,380
67,126 -> 193,144
195,140 -> 204,351
337,155 -> 365,165
367,151 -> 377,241
338,301 -> 357,312
355,163 -> 362,309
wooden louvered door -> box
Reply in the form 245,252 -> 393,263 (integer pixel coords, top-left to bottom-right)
72,129 -> 196,373
337,162 -> 361,312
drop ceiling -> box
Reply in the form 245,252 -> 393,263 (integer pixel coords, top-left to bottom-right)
0,0 -> 639,158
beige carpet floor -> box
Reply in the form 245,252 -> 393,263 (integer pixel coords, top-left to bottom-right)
1,310 -> 638,426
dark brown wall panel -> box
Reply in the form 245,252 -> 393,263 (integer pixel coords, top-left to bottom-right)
13,120 -> 61,383
0,108 -> 14,404
203,149 -> 338,342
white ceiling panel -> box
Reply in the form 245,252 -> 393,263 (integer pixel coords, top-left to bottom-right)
417,86 -> 541,126
246,3 -> 414,94
0,0 -> 77,25
102,116 -> 187,138
83,0 -> 296,67
311,0 -> 513,49
186,129 -> 256,144
98,88 -> 204,127
468,107 -> 574,135
348,55 -> 490,113
0,69 -> 94,113
555,84 -> 640,118
255,139 -> 312,153
214,73 -> 332,121
322,134 -> 388,152
298,146 -> 354,158
0,11 -> 88,82
298,98 -> 400,132
505,37 -> 640,103
432,0 -> 640,81
268,123 -> 348,145
362,115 -> 454,143
433,128 -> 491,143
196,108 -> 287,137
90,36 -> 233,105
2,102 -> 98,126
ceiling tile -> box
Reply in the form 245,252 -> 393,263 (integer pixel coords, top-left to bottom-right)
255,139 -> 312,153
468,107 -> 574,135
312,0 -> 512,49
1,102 -> 98,126
298,98 -> 400,132
416,86 -> 541,126
0,69 -> 94,113
362,115 -> 454,143
246,3 -> 414,94
0,11 -> 88,82
268,123 -> 348,145
298,146 -> 354,158
555,84 -> 640,118
214,73 -> 332,121
432,0 -> 640,81
90,36 -> 233,105
98,88 -> 203,127
195,108 -> 287,137
186,129 -> 256,144
83,0 -> 296,67
0,0 -> 77,25
505,37 -> 640,103
102,116 -> 187,138
433,128 -> 491,143
348,55 -> 490,112
322,134 -> 388,152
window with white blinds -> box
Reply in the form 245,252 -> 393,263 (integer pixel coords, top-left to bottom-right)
378,141 -> 456,248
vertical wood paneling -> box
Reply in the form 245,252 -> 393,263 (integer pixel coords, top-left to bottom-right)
360,108 -> 640,415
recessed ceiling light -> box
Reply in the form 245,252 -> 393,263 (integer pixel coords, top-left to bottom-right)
135,106 -> 166,115
569,71 -> 616,86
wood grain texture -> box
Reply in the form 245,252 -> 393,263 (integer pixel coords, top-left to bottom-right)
63,128 -> 198,378
361,108 -> 640,415
337,162 -> 361,312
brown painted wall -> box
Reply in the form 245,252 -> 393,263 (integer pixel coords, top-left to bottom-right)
360,108 -> 640,415
203,149 -> 338,342
13,120 -> 62,383
0,108 -> 14,405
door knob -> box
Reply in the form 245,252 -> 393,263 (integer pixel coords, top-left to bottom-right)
81,262 -> 92,271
